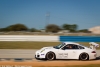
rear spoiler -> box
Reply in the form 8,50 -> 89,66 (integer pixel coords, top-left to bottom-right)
89,42 -> 99,50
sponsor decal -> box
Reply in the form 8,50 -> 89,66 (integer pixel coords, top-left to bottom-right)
41,54 -> 45,55
59,53 -> 68,56
59,53 -> 63,55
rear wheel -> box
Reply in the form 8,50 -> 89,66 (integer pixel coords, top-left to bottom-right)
79,53 -> 89,60
46,52 -> 55,60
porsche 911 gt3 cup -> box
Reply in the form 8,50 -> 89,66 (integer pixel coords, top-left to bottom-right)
35,42 -> 99,60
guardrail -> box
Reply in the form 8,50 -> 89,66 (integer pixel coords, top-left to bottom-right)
0,35 -> 59,42
0,35 -> 100,42
60,36 -> 100,42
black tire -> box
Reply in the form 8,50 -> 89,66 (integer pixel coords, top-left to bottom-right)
79,53 -> 89,61
35,55 -> 39,60
46,52 -> 56,60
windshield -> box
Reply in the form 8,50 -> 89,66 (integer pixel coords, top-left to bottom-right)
53,43 -> 65,49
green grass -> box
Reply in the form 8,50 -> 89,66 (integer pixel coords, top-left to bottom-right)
0,41 -> 100,49
0,41 -> 60,49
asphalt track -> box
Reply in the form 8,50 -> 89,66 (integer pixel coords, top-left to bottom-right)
0,49 -> 100,60
0,49 -> 100,66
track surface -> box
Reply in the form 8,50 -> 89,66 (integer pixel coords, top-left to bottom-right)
0,50 -> 100,66
0,49 -> 100,58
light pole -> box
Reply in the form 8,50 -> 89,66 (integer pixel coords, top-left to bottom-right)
45,12 -> 50,27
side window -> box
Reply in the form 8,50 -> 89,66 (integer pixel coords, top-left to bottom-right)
72,45 -> 79,49
61,44 -> 84,50
62,45 -> 69,50
78,46 -> 85,49
72,45 -> 84,49
62,44 -> 79,50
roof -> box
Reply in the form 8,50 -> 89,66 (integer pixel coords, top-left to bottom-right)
63,42 -> 80,45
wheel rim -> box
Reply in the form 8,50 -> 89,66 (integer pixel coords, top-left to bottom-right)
47,53 -> 54,60
80,53 -> 88,60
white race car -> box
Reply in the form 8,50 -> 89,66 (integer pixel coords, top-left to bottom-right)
35,42 -> 99,60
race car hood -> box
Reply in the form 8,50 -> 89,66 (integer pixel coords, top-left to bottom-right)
36,46 -> 54,53
40,46 -> 54,50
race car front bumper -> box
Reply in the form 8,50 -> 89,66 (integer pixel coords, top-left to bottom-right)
35,51 -> 46,59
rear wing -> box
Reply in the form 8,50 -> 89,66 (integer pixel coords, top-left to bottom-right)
89,42 -> 99,50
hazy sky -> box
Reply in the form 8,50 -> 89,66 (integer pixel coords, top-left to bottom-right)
0,0 -> 100,30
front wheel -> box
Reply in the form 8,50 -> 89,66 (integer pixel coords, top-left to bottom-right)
46,52 -> 55,60
79,53 -> 89,60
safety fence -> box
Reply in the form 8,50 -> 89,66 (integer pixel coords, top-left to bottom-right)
0,35 -> 100,42
60,36 -> 100,42
0,35 -> 59,42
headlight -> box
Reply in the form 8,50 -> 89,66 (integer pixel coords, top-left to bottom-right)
41,49 -> 45,53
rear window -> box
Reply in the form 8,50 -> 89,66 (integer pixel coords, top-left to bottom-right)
80,44 -> 89,48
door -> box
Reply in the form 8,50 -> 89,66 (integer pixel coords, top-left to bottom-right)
58,44 -> 80,59
58,49 -> 69,59
64,49 -> 77,59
